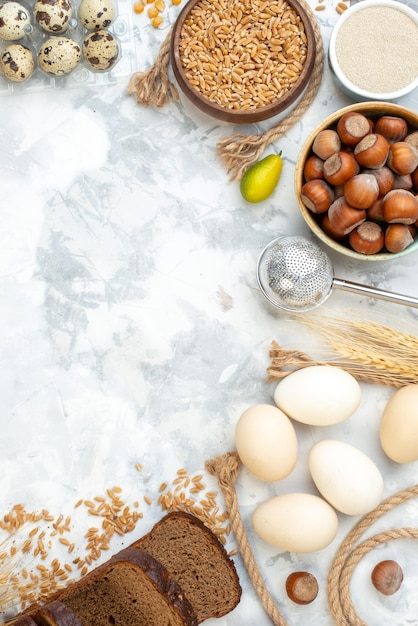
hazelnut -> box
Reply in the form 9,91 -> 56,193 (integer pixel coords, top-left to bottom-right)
354,133 -> 390,169
367,197 -> 385,222
405,130 -> 418,151
321,212 -> 346,239
374,116 -> 408,143
323,151 -> 359,186
382,189 -> 418,224
363,167 -> 394,197
301,179 -> 335,214
285,571 -> 319,605
385,223 -> 416,253
312,129 -> 341,160
336,111 -> 372,147
387,142 -> 418,175
344,173 -> 379,209
371,560 -> 403,596
349,221 -> 384,255
327,197 -> 366,236
303,155 -> 325,181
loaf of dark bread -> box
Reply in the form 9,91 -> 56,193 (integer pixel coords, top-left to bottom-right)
133,512 -> 242,623
33,602 -> 82,626
55,547 -> 198,626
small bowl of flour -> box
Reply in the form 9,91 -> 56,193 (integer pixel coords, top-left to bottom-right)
328,0 -> 418,102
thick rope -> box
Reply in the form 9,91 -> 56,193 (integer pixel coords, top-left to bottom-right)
338,528 -> 418,626
327,485 -> 418,626
216,0 -> 325,181
127,29 -> 179,107
205,452 -> 290,626
206,452 -> 418,626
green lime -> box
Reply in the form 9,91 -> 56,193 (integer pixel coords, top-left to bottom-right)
240,152 -> 283,203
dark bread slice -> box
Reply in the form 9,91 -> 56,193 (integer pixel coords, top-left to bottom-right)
33,602 -> 83,626
55,547 -> 198,626
133,512 -> 241,623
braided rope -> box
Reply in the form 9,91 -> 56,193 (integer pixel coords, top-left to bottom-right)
127,30 -> 179,107
206,452 -> 290,626
206,452 -> 418,626
337,528 -> 418,626
327,485 -> 418,625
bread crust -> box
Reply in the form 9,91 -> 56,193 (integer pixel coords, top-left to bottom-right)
56,547 -> 198,626
134,512 -> 242,621
34,601 -> 83,626
9,616 -> 38,625
11,513 -> 240,626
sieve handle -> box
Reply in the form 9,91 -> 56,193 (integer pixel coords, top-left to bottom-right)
333,277 -> 418,309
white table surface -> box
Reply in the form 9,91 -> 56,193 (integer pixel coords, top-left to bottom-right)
1,1 -> 418,625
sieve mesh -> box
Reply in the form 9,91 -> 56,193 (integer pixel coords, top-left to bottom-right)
257,236 -> 334,312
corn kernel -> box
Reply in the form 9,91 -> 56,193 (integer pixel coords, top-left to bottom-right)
146,0 -> 153,3
171,0 -> 181,4
151,15 -> 163,26
147,5 -> 159,16
155,0 -> 165,10
133,0 -> 144,11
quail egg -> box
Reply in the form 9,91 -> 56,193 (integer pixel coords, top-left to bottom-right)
82,29 -> 119,71
0,1 -> 31,40
78,0 -> 116,30
34,0 -> 73,33
38,36 -> 80,75
0,42 -> 35,81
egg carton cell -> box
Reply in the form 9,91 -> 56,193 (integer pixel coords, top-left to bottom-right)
0,0 -> 136,93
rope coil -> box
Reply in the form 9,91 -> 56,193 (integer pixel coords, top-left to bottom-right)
206,452 -> 418,626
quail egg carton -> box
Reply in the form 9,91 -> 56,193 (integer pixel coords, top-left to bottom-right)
0,0 -> 136,94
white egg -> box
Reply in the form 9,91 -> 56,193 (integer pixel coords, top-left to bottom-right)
380,384 -> 418,463
308,439 -> 384,515
234,404 -> 298,481
252,492 -> 338,553
274,365 -> 361,426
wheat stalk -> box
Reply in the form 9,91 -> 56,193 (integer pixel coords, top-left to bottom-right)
268,310 -> 418,387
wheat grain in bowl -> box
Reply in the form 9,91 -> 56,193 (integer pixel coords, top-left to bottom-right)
170,0 -> 316,123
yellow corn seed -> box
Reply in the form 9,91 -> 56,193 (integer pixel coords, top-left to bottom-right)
148,5 -> 159,17
152,15 -> 163,26
133,1 -> 144,12
155,0 -> 165,9
171,0 -> 181,4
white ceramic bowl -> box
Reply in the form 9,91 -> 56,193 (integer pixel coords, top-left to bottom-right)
328,0 -> 418,102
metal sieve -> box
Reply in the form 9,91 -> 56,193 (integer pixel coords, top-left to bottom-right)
256,235 -> 418,312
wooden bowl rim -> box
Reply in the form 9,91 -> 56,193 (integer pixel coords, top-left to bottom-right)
170,0 -> 317,124
295,102 -> 418,261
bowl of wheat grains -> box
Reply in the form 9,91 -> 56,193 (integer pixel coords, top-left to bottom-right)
170,0 -> 316,123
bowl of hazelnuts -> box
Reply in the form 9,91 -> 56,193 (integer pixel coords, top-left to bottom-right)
295,102 -> 418,260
